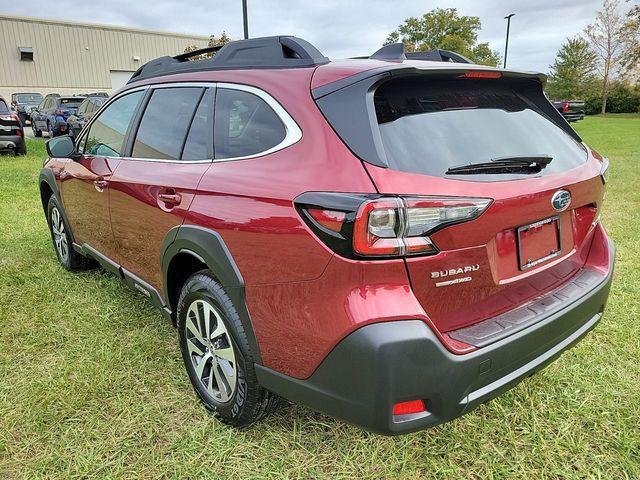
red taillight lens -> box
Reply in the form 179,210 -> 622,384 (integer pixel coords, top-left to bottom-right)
393,400 -> 426,416
0,114 -> 20,122
461,70 -> 502,79
562,101 -> 570,113
354,198 -> 406,256
353,197 -> 491,257
306,208 -> 346,233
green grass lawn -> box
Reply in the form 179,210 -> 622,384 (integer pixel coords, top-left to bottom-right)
0,116 -> 639,479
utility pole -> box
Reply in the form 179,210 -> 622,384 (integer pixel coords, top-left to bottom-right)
242,0 -> 249,39
503,13 -> 515,68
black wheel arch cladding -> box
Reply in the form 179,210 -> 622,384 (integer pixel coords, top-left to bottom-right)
161,225 -> 262,364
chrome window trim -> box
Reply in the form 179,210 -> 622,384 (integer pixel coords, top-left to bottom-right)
213,82 -> 303,162
77,81 -> 302,164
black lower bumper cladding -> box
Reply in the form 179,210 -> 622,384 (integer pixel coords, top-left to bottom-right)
256,241 -> 615,435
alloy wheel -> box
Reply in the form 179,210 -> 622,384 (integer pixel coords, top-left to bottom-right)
50,206 -> 69,263
185,299 -> 237,403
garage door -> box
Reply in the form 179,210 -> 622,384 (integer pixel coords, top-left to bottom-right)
110,70 -> 136,91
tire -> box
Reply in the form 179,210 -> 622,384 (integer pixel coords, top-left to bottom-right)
33,122 -> 42,137
47,122 -> 55,138
16,141 -> 27,156
177,271 -> 280,427
46,196 -> 92,271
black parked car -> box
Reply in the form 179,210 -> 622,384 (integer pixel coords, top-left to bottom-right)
30,94 -> 84,137
10,92 -> 43,126
67,96 -> 107,138
553,100 -> 585,122
0,97 -> 26,155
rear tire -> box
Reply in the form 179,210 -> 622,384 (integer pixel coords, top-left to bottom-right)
33,123 -> 42,137
16,141 -> 27,156
177,271 -> 281,427
46,196 -> 92,271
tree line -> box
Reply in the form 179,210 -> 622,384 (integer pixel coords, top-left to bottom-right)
547,0 -> 639,114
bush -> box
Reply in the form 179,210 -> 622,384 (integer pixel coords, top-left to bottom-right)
585,82 -> 640,114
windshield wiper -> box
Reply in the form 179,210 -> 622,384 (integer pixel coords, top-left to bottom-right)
446,155 -> 553,175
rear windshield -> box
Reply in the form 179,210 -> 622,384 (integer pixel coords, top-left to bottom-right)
15,93 -> 43,103
59,98 -> 83,107
374,78 -> 587,179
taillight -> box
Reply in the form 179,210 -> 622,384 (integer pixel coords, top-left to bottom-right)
460,70 -> 502,79
55,109 -> 65,116
562,101 -> 570,113
295,192 -> 491,259
0,114 -> 20,122
306,208 -> 346,233
354,196 -> 491,257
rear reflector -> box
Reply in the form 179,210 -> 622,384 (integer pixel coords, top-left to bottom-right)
461,71 -> 502,79
393,400 -> 426,416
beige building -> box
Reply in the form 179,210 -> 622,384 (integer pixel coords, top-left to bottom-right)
0,14 -> 210,101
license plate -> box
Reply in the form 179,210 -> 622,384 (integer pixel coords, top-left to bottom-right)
517,216 -> 562,270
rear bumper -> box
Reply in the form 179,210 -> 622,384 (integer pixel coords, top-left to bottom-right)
563,113 -> 585,122
256,238 -> 615,435
0,135 -> 24,150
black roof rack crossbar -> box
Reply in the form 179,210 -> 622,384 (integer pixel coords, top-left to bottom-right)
173,44 -> 226,61
368,43 -> 472,64
127,36 -> 329,84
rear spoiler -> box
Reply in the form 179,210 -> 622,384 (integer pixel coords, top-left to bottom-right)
311,63 -> 547,99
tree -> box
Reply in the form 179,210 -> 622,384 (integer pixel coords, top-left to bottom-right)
184,32 -> 232,60
547,37 -> 598,99
622,3 -> 640,81
584,0 -> 629,114
384,8 -> 500,66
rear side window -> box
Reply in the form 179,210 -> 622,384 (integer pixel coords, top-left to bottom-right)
85,91 -> 143,157
0,100 -> 9,113
182,88 -> 214,161
374,78 -> 587,179
214,88 -> 286,159
132,87 -> 203,160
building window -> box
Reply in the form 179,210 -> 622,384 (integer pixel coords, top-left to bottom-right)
19,47 -> 33,61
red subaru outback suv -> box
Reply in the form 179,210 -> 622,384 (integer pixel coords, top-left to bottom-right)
40,37 -> 614,435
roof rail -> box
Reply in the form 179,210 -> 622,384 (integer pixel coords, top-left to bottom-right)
127,36 -> 329,84
369,43 -> 472,64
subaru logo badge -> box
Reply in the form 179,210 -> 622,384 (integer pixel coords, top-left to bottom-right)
551,190 -> 571,212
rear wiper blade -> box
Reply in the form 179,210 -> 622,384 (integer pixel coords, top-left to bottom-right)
446,155 -> 553,175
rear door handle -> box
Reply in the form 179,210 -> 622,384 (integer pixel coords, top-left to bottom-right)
158,192 -> 182,205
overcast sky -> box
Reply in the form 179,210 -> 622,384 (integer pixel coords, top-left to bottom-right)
2,0 -> 610,72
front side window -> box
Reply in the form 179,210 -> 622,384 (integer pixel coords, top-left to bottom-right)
214,88 -> 286,159
132,87 -> 203,160
85,91 -> 143,157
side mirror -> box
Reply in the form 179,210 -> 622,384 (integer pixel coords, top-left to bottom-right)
46,135 -> 77,159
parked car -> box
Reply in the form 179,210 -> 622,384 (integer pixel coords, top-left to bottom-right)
10,92 -> 43,125
67,96 -> 107,139
553,99 -> 585,122
40,37 -> 614,435
31,95 -> 84,137
0,97 -> 26,155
